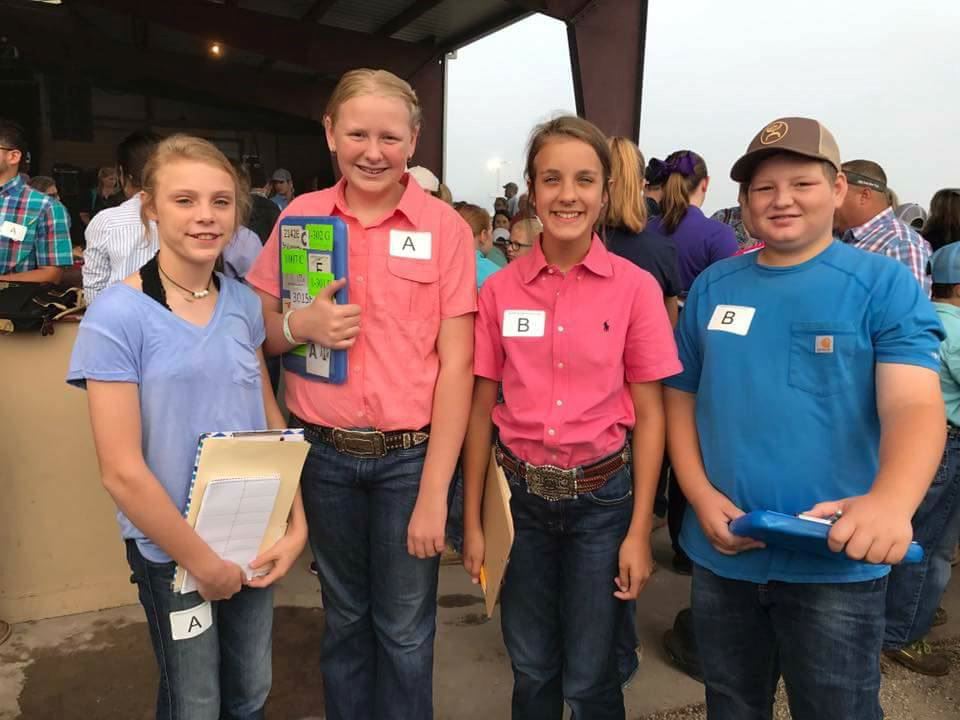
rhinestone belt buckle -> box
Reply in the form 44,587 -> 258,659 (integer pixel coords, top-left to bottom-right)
332,429 -> 387,458
526,464 -> 578,501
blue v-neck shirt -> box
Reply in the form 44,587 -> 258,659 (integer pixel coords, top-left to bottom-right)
68,276 -> 268,562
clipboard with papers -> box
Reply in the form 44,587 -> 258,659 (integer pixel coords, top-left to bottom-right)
479,448 -> 515,618
729,510 -> 924,565
173,429 -> 310,593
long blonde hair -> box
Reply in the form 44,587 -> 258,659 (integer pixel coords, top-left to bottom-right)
604,137 -> 647,233
140,134 -> 250,236
325,68 -> 422,130
659,150 -> 707,235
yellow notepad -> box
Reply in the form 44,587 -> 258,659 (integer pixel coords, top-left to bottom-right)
173,429 -> 309,593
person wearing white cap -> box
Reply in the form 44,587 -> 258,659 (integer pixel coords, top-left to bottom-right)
881,243 -> 960,677
270,168 -> 294,210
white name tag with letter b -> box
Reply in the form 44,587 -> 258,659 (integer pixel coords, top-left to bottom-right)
389,230 -> 432,260
0,221 -> 26,243
170,601 -> 213,641
707,305 -> 756,336
503,310 -> 546,338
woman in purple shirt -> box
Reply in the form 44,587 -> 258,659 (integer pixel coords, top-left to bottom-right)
647,150 -> 738,293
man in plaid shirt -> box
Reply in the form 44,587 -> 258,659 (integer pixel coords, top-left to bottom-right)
0,119 -> 73,284
835,159 -> 932,295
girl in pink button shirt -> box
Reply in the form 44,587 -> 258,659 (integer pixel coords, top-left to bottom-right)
462,116 -> 682,719
246,69 -> 476,720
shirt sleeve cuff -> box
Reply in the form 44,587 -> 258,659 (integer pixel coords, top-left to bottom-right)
625,359 -> 685,384
875,352 -> 941,373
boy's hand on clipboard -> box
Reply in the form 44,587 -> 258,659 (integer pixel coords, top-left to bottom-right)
196,558 -> 245,601
290,278 -> 362,349
247,527 -> 308,589
804,493 -> 913,565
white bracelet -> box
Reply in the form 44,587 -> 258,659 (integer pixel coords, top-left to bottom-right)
282,309 -> 300,345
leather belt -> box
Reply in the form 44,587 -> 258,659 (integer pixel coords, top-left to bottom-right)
297,417 -> 430,458
495,441 -> 630,502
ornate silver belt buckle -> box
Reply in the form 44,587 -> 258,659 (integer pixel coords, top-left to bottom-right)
526,464 -> 578,501
332,429 -> 387,458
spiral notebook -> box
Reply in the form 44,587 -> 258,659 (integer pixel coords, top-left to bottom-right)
173,429 -> 310,593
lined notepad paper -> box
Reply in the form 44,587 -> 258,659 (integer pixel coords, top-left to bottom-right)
179,476 -> 281,594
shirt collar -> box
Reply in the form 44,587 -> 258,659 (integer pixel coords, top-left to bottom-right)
331,173 -> 427,227
0,174 -> 25,197
519,233 -> 613,284
851,207 -> 896,241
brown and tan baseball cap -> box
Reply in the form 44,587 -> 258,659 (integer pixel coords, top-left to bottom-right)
730,117 -> 841,182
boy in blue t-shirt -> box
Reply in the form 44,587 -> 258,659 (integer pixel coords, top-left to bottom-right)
664,117 -> 945,720
882,243 -> 960,676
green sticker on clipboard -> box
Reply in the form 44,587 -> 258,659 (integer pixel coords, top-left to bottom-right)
281,248 -> 308,275
308,271 -> 335,296
307,224 -> 334,251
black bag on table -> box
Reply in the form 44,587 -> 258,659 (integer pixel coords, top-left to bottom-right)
0,282 -> 84,335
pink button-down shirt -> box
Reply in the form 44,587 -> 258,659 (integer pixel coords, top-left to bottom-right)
474,235 -> 682,468
246,176 -> 477,430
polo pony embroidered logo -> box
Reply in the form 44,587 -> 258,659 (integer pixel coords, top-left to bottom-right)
603,321 -> 609,332
760,121 -> 789,145
815,335 -> 834,354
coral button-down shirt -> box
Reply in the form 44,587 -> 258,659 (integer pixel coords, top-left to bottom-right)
474,235 -> 682,468
246,176 -> 477,430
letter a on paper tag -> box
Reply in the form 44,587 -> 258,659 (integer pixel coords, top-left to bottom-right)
170,601 -> 213,641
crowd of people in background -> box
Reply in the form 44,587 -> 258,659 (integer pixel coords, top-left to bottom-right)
2,62 -> 960,720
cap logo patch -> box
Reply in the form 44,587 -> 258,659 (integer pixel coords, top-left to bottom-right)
760,121 -> 789,145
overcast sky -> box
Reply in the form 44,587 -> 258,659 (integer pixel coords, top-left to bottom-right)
445,0 -> 959,216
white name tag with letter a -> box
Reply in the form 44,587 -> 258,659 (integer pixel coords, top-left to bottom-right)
170,601 -> 213,641
0,221 -> 26,243
707,304 -> 756,336
389,230 -> 432,260
503,310 -> 546,338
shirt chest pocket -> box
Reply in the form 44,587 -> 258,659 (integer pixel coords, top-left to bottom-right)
788,321 -> 857,396
7,220 -> 39,269
382,255 -> 440,319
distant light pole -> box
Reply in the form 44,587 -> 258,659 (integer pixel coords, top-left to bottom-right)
486,157 -> 510,197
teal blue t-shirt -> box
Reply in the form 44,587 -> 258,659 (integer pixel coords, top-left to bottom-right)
934,302 -> 960,426
476,250 -> 500,288
665,241 -> 943,583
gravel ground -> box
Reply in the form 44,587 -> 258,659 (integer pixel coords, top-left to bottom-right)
637,637 -> 960,720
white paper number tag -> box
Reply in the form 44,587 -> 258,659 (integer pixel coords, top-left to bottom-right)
306,342 -> 331,378
169,601 -> 212,641
707,305 -> 756,336
0,221 -> 26,243
503,310 -> 546,338
389,230 -> 432,260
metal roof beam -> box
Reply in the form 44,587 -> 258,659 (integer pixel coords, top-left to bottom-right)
71,0 -> 438,77
376,0 -> 444,37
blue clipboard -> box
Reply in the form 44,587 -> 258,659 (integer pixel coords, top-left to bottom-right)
730,510 -> 924,565
278,216 -> 349,384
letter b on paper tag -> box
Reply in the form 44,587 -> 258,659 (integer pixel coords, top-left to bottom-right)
707,305 -> 755,336
503,310 -> 546,337
170,601 -> 212,641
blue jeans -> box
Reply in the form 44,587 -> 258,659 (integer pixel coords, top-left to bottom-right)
125,540 -> 273,720
500,464 -> 634,720
884,429 -> 960,648
300,440 -> 441,720
691,565 -> 887,720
